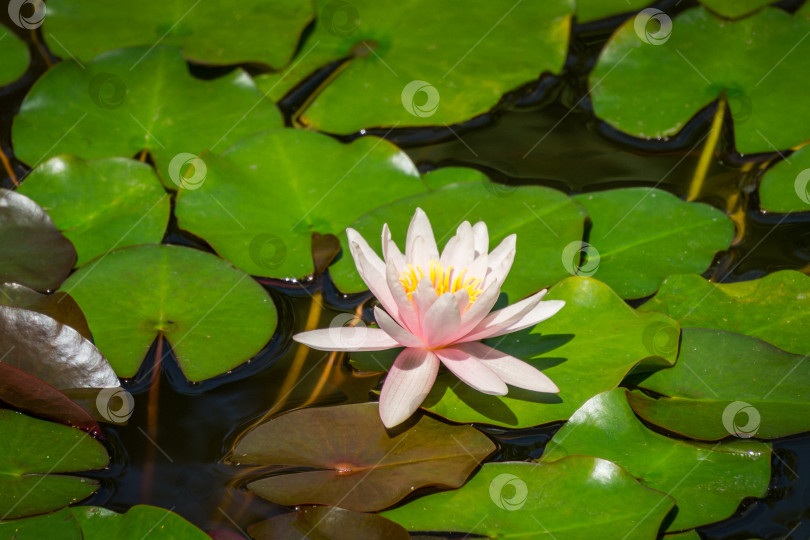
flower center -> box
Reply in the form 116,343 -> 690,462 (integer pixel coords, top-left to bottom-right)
399,260 -> 482,307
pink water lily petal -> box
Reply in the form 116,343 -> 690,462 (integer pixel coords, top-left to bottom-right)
472,221 -> 488,257
410,235 -> 437,271
379,347 -> 440,428
421,293 -> 462,348
293,327 -> 400,352
453,289 -> 470,316
453,281 -> 503,340
385,256 -> 418,332
412,277 -> 439,324
435,346 -> 508,395
457,341 -> 559,393
373,306 -> 423,348
382,223 -> 405,271
462,291 -> 564,342
405,208 -> 439,266
347,228 -> 400,320
440,221 -> 475,270
483,234 -> 516,289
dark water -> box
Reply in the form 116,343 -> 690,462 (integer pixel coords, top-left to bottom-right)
2,3 -> 810,538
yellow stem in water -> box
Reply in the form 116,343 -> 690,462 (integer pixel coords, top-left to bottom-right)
688,99 -> 726,202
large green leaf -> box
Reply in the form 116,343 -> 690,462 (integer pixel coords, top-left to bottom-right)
383,458 -> 675,539
373,277 -> 679,428
0,26 -> 29,86
759,145 -> 810,212
631,328 -> 810,440
18,156 -> 170,266
43,0 -> 312,68
233,402 -> 494,512
60,244 -> 277,382
330,182 -> 588,303
591,6 -> 810,154
0,188 -> 76,291
576,0 -> 651,24
542,389 -> 771,531
573,188 -> 734,299
12,46 -> 281,182
0,410 -> 109,519
640,271 -> 810,355
700,0 -> 774,19
175,128 -> 427,279
257,0 -> 574,133
248,507 -> 410,540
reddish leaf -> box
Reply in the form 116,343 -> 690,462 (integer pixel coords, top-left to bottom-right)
247,506 -> 409,540
0,282 -> 92,340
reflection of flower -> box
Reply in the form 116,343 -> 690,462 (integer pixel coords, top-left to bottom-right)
294,209 -> 563,428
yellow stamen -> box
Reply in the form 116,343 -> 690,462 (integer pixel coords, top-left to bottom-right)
400,260 -> 482,308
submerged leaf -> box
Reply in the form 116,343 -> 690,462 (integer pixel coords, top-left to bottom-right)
248,507 -> 410,540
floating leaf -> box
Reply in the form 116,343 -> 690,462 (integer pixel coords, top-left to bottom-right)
0,410 -> 109,519
700,0 -> 774,19
0,188 -> 76,291
12,46 -> 281,182
381,277 -> 679,428
0,26 -> 29,86
759,145 -> 810,213
232,402 -> 495,512
640,271 -> 810,355
248,506 -> 410,540
573,188 -> 734,299
542,389 -> 771,531
330,181 -> 588,303
630,328 -> 810,440
44,0 -> 312,68
591,6 -> 810,153
576,0 -> 651,24
261,0 -> 574,133
18,156 -> 170,266
175,128 -> 425,279
0,282 -> 91,340
383,458 -> 675,539
60,244 -> 277,382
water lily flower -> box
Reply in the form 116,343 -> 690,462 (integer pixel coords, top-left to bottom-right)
294,208 -> 564,428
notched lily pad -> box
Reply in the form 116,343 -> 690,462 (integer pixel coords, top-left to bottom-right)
0,26 -> 29,86
0,282 -> 91,340
248,506 -> 410,540
232,402 -> 495,511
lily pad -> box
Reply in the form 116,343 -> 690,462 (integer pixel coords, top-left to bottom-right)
576,0 -> 651,24
573,188 -> 734,299
591,6 -> 810,154
759,145 -> 810,212
174,128 -> 426,279
640,271 -> 810,355
260,0 -> 574,133
630,328 -> 810,440
232,402 -> 495,512
0,410 -> 109,519
44,0 -> 312,68
542,389 -> 771,531
248,507 -> 410,540
383,458 -> 675,539
0,26 -> 29,86
401,277 -> 679,428
18,156 -> 170,266
60,244 -> 277,382
0,188 -> 76,291
330,181 -> 588,303
12,46 -> 282,183
0,282 -> 91,340
701,0 -> 774,19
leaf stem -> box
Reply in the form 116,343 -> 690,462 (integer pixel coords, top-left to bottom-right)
687,99 -> 726,201
141,335 -> 163,501
0,147 -> 18,187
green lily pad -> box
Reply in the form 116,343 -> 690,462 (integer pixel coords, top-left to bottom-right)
43,0 -> 312,68
0,282 -> 91,340
248,506 -> 410,540
175,128 -> 427,279
0,505 -> 209,539
576,0 -> 651,24
542,389 -> 771,531
630,328 -> 810,440
640,270 -> 810,355
383,458 -> 675,539
664,532 -> 702,540
0,188 -> 76,291
0,26 -> 29,86
330,182 -> 588,303
260,0 -> 574,133
18,155 -> 170,266
701,0 -> 774,19
60,244 -> 277,382
591,6 -> 810,154
759,145 -> 810,212
400,277 -> 679,428
0,410 -> 109,519
12,46 -> 281,183
573,188 -> 734,299
232,402 -> 495,512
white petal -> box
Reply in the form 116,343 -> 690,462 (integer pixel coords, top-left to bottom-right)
453,288 -> 470,315
382,223 -> 405,270
405,208 -> 439,266
484,234 -> 516,289
379,348 -> 440,428
421,293 -> 462,348
412,277 -> 439,325
410,235 -> 437,271
347,228 -> 400,320
293,328 -> 400,351
472,221 -> 488,257
462,291 -> 565,342
385,255 -> 418,332
374,306 -> 423,348
457,342 -> 559,393
440,221 -> 474,269
453,280 -> 503,340
435,346 -> 508,395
